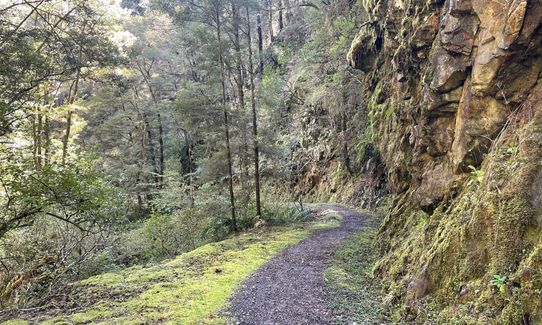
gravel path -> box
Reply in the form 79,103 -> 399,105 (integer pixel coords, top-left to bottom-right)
228,204 -> 364,325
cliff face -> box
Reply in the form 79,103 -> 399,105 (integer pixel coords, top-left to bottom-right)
348,0 -> 542,322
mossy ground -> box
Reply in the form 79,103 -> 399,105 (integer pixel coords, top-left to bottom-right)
372,102 -> 542,324
3,214 -> 341,325
324,214 -> 386,324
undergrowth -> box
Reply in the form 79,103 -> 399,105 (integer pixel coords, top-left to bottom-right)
1,212 -> 341,325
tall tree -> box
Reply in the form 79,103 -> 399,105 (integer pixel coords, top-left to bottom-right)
136,59 -> 166,187
231,0 -> 249,189
256,12 -> 264,73
62,50 -> 82,164
214,0 -> 238,231
278,0 -> 284,31
245,6 -> 262,218
266,0 -> 274,41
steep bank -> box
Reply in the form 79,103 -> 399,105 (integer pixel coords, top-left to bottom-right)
347,0 -> 542,322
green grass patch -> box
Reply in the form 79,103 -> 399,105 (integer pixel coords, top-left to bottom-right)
4,214 -> 341,325
0,321 -> 28,325
325,225 -> 385,324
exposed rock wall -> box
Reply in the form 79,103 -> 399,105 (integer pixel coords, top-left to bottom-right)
348,0 -> 542,322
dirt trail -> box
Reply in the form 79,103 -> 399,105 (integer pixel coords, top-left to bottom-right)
228,204 -> 364,325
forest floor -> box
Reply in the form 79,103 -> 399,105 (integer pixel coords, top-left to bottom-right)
1,205 -> 383,325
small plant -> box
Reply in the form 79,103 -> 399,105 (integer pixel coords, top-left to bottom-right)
490,274 -> 508,293
506,142 -> 519,156
467,165 -> 484,186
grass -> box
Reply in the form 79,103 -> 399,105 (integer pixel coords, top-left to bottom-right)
324,223 -> 385,324
3,213 -> 341,325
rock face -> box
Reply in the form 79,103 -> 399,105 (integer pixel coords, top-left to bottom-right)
348,0 -> 542,322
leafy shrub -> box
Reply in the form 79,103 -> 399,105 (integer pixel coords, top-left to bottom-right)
141,214 -> 181,259
0,159 -> 131,306
115,209 -> 211,263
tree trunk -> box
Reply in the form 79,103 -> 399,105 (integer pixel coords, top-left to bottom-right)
245,6 -> 263,218
36,113 -> 42,168
62,68 -> 81,165
143,115 -> 160,186
266,0 -> 274,42
123,102 -> 147,212
157,112 -> 165,187
278,0 -> 284,31
62,110 -> 73,163
138,119 -> 150,206
138,62 -> 165,188
31,113 -> 38,167
43,113 -> 50,165
188,144 -> 195,208
231,1 -> 250,192
180,128 -> 195,208
256,12 -> 264,74
283,0 -> 292,26
216,7 -> 237,232
42,87 -> 51,165
133,97 -> 160,188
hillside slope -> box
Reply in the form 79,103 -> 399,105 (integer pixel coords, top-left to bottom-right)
347,0 -> 542,322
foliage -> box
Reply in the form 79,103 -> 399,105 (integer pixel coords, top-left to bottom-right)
490,274 -> 508,293
0,0 -> 120,136
0,157 -> 131,306
0,0 -> 374,310
467,165 -> 484,186
0,157 -> 128,234
2,217 -> 339,324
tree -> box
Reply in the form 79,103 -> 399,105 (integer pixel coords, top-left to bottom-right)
152,0 -> 242,230
230,0 -> 249,190
245,5 -> 262,218
215,0 -> 238,231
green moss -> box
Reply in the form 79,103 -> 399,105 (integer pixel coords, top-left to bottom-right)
374,109 -> 542,323
3,218 -> 339,325
78,272 -> 125,287
71,307 -> 115,324
384,102 -> 398,120
119,230 -> 317,324
325,225 -> 385,324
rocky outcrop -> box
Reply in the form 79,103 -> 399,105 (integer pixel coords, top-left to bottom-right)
348,0 -> 542,322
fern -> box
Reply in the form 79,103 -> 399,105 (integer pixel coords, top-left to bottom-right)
467,165 -> 484,186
